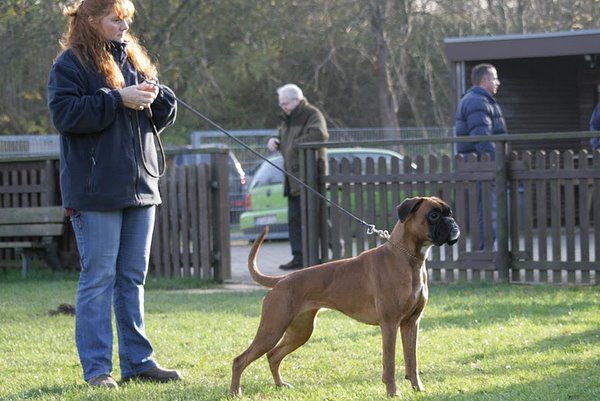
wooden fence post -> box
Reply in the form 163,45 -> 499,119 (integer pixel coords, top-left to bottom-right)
210,151 -> 231,282
495,140 -> 510,282
303,149 -> 320,267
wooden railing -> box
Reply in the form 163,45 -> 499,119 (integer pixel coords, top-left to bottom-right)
299,132 -> 600,285
2,132 -> 598,285
0,149 -> 231,281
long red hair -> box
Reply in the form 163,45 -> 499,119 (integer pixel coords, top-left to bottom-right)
59,0 -> 157,88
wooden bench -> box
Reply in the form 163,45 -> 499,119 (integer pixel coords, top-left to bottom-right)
0,206 -> 65,277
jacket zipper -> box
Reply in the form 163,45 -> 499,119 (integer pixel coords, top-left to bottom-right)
88,147 -> 96,191
131,110 -> 142,204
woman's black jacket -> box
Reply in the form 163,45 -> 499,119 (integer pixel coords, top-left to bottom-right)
47,43 -> 177,211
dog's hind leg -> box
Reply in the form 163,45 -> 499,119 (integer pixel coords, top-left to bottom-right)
267,309 -> 319,388
230,332 -> 283,396
230,294 -> 296,396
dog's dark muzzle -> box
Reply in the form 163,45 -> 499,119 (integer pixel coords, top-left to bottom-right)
431,217 -> 460,246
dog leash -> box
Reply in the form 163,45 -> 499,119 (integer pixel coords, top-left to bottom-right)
147,79 -> 391,238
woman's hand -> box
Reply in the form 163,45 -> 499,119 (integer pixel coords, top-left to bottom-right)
119,83 -> 159,111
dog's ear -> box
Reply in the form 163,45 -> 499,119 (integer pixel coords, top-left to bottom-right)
397,197 -> 424,223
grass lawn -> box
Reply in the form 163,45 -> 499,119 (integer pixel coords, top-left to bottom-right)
1,267 -> 599,400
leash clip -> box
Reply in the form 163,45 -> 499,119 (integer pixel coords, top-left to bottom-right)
366,225 -> 390,239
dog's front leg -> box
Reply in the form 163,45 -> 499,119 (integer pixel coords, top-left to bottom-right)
380,322 -> 399,397
400,319 -> 425,391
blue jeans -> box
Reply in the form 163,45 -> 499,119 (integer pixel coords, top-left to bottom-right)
459,151 -> 497,250
70,206 -> 157,381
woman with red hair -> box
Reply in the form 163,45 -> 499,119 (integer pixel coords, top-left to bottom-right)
48,0 -> 181,388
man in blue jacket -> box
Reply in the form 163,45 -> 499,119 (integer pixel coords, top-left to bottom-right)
455,63 -> 507,250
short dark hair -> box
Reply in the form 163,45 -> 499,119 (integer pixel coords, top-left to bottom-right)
471,63 -> 495,86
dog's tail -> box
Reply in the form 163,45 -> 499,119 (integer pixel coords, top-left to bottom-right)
248,226 -> 283,288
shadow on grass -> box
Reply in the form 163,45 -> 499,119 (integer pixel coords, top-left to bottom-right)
0,265 -> 79,283
425,283 -> 598,329
4,385 -> 73,401
419,359 -> 600,401
217,353 -> 600,401
142,281 -> 599,325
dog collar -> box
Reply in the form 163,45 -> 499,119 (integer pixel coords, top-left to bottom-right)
386,239 -> 425,263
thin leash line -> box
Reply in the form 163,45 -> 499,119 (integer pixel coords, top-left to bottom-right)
147,82 -> 385,236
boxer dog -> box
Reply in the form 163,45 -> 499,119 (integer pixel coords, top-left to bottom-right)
230,196 -> 460,397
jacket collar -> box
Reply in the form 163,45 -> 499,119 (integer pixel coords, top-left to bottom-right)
109,41 -> 128,67
279,98 -> 307,121
469,86 -> 496,102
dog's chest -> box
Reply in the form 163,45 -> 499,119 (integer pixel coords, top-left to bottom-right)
395,266 -> 428,315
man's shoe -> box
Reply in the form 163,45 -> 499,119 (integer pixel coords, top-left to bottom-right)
88,374 -> 119,389
123,366 -> 182,383
279,260 -> 303,270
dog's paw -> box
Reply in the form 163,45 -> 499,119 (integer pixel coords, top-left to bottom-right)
412,384 -> 426,392
385,388 -> 399,397
406,377 -> 425,392
228,388 -> 242,397
276,380 -> 294,389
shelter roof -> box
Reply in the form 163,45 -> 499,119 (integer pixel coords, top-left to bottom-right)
444,29 -> 600,62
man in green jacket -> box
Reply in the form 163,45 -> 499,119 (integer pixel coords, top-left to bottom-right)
267,83 -> 329,270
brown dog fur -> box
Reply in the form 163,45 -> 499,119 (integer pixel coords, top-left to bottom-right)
230,196 -> 459,397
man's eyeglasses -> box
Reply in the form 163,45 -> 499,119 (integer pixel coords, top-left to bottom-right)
279,98 -> 298,107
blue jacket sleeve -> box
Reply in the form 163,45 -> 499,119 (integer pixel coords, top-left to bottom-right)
590,104 -> 600,131
47,58 -> 121,134
590,104 -> 600,150
149,83 -> 177,133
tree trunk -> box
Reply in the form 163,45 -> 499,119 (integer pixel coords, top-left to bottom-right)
368,0 -> 399,137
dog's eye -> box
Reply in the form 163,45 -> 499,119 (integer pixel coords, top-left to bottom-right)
428,211 -> 440,221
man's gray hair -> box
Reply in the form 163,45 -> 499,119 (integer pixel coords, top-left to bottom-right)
277,83 -> 304,100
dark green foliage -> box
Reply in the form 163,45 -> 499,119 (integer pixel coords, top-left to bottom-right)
2,0 -> 600,142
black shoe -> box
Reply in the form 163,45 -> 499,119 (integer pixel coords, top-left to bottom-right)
279,260 -> 303,270
123,366 -> 182,383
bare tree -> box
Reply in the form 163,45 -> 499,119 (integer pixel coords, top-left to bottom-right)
367,0 -> 401,133
2,0 -> 600,138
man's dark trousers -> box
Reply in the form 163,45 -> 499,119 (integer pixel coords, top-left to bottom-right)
287,195 -> 303,264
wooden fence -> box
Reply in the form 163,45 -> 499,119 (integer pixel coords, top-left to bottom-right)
150,151 -> 231,281
300,133 -> 599,285
0,157 -> 69,267
2,133 -> 598,285
508,149 -> 599,284
0,150 -> 231,281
